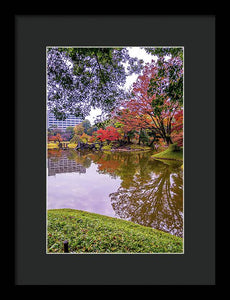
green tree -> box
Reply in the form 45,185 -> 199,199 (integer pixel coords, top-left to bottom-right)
145,47 -> 183,108
145,47 -> 183,60
47,47 -> 143,120
82,119 -> 91,134
87,125 -> 98,136
66,126 -> 74,133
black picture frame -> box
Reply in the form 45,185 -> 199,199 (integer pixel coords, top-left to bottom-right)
13,13 -> 216,285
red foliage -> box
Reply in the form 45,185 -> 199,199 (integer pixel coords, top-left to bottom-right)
113,61 -> 183,145
95,126 -> 121,142
171,109 -> 183,146
55,133 -> 63,142
48,133 -> 63,142
48,135 -> 56,141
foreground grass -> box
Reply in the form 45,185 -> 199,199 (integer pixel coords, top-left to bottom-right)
47,209 -> 183,253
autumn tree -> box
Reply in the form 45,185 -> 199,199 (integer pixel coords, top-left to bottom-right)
48,135 -> 56,142
54,133 -> 63,143
95,126 -> 121,143
75,124 -> 84,135
146,47 -> 183,145
113,56 -> 183,146
70,123 -> 84,143
171,109 -> 183,147
79,132 -> 91,144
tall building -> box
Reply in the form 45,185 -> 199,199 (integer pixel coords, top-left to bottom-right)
47,110 -> 83,130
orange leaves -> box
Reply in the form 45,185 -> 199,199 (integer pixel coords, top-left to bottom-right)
113,60 -> 183,146
88,135 -> 97,143
48,135 -> 56,142
48,133 -> 63,142
56,133 -> 63,142
79,132 -> 91,143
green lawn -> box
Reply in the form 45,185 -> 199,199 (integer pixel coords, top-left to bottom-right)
47,209 -> 183,253
152,144 -> 183,161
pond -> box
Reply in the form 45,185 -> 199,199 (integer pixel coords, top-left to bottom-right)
47,149 -> 183,237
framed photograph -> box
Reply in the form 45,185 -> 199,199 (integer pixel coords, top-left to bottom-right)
14,14 -> 215,285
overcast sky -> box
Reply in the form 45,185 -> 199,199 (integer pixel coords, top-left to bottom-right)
87,47 -> 155,124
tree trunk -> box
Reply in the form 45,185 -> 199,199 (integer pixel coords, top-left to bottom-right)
148,139 -> 155,149
138,129 -> 142,145
165,136 -> 173,145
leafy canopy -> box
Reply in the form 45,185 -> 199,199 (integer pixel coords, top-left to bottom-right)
47,47 -> 143,120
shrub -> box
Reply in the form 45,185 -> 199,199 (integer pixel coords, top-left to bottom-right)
80,133 -> 91,144
68,143 -> 77,149
95,143 -> 100,150
102,144 -> 112,150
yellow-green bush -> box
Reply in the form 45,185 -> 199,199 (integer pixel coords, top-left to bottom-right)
102,143 -> 112,150
47,143 -> 59,149
68,143 -> 77,149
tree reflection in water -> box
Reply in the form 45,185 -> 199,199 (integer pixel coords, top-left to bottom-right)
110,158 -> 183,237
67,150 -> 183,237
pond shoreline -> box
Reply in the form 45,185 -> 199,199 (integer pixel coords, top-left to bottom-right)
110,148 -> 151,152
48,141 -> 183,162
73,143 -> 183,161
152,157 -> 183,161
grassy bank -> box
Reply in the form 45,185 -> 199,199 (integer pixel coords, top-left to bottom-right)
152,144 -> 183,161
47,209 -> 183,253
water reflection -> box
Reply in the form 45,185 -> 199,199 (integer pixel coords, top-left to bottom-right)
47,149 -> 183,237
110,159 -> 183,237
48,151 -> 86,176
